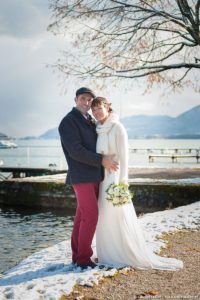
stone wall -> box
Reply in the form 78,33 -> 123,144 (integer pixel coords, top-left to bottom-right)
0,180 -> 199,213
129,183 -> 200,213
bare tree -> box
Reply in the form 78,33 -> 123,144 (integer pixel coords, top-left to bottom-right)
48,0 -> 200,91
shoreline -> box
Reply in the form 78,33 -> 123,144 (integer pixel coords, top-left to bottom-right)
128,167 -> 200,179
1,167 -> 200,182
0,167 -> 200,211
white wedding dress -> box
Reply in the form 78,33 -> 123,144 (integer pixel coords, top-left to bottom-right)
95,113 -> 183,270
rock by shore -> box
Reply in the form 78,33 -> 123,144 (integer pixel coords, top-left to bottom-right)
1,168 -> 200,212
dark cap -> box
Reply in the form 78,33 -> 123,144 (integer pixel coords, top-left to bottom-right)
75,87 -> 96,98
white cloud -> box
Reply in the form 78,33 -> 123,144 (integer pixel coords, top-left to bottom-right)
0,0 -> 48,38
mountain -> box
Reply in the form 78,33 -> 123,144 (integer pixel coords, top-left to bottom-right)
121,105 -> 200,138
20,128 -> 59,140
21,105 -> 200,139
39,128 -> 59,139
171,105 -> 200,135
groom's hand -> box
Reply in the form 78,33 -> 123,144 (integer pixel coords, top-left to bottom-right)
102,155 -> 119,172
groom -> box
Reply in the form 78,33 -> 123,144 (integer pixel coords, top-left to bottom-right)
59,87 -> 118,269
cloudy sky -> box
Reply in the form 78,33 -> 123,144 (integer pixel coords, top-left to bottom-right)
0,0 -> 200,138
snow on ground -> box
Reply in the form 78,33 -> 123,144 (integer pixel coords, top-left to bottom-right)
16,173 -> 200,185
130,177 -> 200,184
0,201 -> 199,300
9,173 -> 66,182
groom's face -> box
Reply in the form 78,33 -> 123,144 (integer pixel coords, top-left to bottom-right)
75,93 -> 93,115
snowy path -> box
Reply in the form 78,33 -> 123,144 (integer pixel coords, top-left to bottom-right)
0,201 -> 199,300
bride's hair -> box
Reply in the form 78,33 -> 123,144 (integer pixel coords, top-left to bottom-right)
91,97 -> 113,112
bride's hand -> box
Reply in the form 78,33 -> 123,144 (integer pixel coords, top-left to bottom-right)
102,155 -> 119,171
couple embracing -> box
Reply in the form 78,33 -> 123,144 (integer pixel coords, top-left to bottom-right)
59,87 -> 183,271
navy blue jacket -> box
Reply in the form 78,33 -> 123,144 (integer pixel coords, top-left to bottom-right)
58,107 -> 104,185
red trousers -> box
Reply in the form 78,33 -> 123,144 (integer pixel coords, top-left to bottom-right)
72,182 -> 99,265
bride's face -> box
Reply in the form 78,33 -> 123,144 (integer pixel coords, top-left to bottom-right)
91,103 -> 109,124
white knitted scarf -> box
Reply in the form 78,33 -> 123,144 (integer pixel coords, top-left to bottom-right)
96,113 -> 119,155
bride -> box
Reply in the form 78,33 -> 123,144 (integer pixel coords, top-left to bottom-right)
91,97 -> 183,271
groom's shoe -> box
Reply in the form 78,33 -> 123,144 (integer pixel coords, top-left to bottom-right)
94,257 -> 98,263
98,264 -> 113,270
77,261 -> 97,270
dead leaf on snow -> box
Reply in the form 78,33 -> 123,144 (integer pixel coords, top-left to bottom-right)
118,269 -> 129,275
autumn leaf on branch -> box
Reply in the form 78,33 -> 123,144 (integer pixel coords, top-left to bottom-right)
48,0 -> 200,92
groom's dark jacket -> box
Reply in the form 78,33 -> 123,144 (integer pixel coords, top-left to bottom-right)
58,107 -> 104,185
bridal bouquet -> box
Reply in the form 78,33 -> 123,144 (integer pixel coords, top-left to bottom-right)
106,182 -> 133,206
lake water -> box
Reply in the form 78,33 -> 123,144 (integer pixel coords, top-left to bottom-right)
0,138 -> 200,274
0,138 -> 200,170
0,206 -> 74,274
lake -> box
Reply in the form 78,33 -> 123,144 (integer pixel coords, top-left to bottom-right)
0,138 -> 200,170
0,206 -> 74,274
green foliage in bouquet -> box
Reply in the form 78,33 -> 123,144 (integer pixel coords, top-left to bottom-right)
106,182 -> 134,207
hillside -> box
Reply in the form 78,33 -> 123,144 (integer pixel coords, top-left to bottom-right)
121,105 -> 200,138
21,105 -> 200,139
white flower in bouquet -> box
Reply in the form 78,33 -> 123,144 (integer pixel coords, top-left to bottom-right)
114,186 -> 120,193
112,197 -> 119,205
106,182 -> 134,207
113,187 -> 120,196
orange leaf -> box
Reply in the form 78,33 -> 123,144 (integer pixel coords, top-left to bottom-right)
146,290 -> 160,296
185,247 -> 200,252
